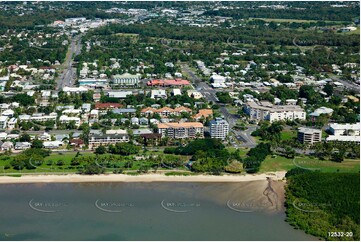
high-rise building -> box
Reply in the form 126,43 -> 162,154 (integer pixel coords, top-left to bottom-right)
210,118 -> 229,140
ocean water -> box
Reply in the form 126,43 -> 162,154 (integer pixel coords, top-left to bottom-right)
0,182 -> 316,241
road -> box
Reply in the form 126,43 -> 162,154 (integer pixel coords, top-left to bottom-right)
56,34 -> 82,91
232,126 -> 258,148
182,64 -> 257,148
331,76 -> 360,92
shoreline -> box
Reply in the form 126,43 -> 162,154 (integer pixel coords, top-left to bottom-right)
0,171 -> 287,184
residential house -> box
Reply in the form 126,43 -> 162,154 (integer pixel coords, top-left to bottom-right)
69,138 -> 85,149
1,141 -> 13,151
43,141 -> 64,149
0,116 -> 8,129
192,109 -> 213,121
15,142 -> 31,150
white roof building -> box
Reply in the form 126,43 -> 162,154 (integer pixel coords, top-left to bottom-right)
1,109 -> 14,117
327,123 -> 360,136
172,89 -> 182,96
59,115 -> 81,127
210,74 -> 226,84
244,101 -> 306,123
107,91 -> 133,99
309,107 -> 334,117
151,90 -> 167,99
0,116 -> 8,129
43,141 -> 64,149
63,86 -> 89,94
326,136 -> 360,143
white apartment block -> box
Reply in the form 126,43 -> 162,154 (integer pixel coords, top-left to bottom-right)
112,73 -> 140,86
59,115 -> 81,127
243,101 -> 306,123
210,118 -> 229,140
89,132 -> 129,148
158,122 -> 204,139
62,86 -> 89,94
30,113 -> 57,122
297,127 -> 322,144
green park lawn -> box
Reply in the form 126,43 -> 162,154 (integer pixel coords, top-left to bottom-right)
260,155 -> 360,173
280,130 -> 297,141
0,151 -> 189,174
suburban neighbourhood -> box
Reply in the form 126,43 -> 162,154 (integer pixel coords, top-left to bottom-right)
0,2 -> 359,241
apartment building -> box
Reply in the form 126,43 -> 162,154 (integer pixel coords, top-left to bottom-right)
59,115 -> 81,127
297,127 -> 322,144
157,122 -> 204,139
30,113 -> 57,122
89,132 -> 129,148
140,106 -> 192,117
243,101 -> 306,123
209,118 -> 229,140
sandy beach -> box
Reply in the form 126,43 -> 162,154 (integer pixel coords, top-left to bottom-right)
0,171 -> 287,184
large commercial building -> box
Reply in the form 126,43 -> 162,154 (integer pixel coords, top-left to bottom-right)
297,127 -> 322,144
327,123 -> 360,136
157,122 -> 204,139
243,101 -> 306,123
326,123 -> 360,143
112,73 -> 140,86
209,118 -> 229,140
78,79 -> 108,88
147,79 -> 190,87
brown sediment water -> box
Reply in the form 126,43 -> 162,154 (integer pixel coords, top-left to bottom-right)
0,182 -> 317,241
